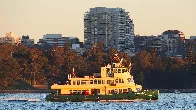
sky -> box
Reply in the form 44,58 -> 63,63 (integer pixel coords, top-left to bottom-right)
0,0 -> 195,43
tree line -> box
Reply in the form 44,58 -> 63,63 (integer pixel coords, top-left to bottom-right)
0,42 -> 196,89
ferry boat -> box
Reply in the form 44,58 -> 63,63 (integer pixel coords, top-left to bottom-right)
45,54 -> 159,102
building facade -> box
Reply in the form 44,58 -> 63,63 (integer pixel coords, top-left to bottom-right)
37,34 -> 80,47
84,7 -> 135,53
21,35 -> 34,47
0,32 -> 21,45
161,30 -> 185,55
135,30 -> 185,56
135,35 -> 163,52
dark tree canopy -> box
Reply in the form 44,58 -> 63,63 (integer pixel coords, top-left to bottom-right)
0,42 -> 196,89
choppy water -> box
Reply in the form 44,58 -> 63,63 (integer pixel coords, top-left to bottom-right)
0,93 -> 196,110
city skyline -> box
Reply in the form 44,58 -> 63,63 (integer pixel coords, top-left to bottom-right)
0,0 -> 195,43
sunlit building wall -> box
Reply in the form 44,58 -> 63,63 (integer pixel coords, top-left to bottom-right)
0,32 -> 21,45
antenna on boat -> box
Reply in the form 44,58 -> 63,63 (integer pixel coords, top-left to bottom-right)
72,68 -> 76,78
119,58 -> 124,67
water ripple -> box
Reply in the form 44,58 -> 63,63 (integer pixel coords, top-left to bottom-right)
0,93 -> 196,110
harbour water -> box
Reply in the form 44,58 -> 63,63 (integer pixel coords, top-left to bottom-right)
0,93 -> 196,110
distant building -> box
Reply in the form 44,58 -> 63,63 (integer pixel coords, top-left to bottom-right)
21,35 -> 34,47
146,36 -> 162,52
0,32 -> 21,45
37,34 -> 81,47
134,35 -> 148,51
72,44 -> 85,55
135,35 -> 163,52
161,30 -> 185,55
69,37 -> 80,44
190,36 -> 196,41
84,7 -> 135,53
37,34 -> 66,47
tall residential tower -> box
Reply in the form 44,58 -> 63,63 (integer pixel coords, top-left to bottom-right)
84,7 -> 135,53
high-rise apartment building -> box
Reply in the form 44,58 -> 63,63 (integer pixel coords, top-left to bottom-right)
84,7 -> 135,53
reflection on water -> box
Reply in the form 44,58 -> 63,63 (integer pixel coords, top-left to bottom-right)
0,93 -> 196,110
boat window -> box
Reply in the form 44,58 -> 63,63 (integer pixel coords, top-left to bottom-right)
78,90 -> 81,94
123,89 -> 127,93
119,89 -> 122,94
106,68 -> 110,73
98,80 -> 101,84
118,69 -> 121,73
119,79 -> 121,83
108,90 -> 111,94
111,90 -> 115,94
122,79 -> 124,83
127,78 -> 132,83
102,80 -> 105,84
122,69 -> 125,73
90,80 -> 93,84
81,80 -> 86,85
70,90 -> 73,94
94,80 -> 97,84
114,89 -> 118,94
77,80 -> 80,85
73,81 -> 76,85
128,88 -> 132,92
115,79 -> 118,83
107,80 -> 110,84
114,69 -> 117,73
73,90 -> 77,93
68,80 -> 71,85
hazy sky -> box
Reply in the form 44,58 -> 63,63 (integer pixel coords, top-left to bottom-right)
0,0 -> 195,43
